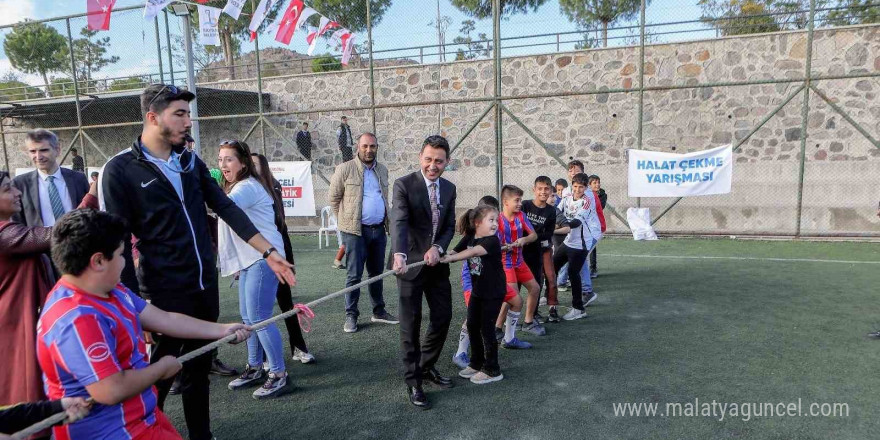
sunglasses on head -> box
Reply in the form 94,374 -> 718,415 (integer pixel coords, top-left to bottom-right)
146,84 -> 181,111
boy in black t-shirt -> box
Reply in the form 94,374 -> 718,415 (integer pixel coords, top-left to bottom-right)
522,176 -> 560,323
442,205 -> 506,384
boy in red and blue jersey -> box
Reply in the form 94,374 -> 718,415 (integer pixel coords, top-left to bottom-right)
36,210 -> 250,440
495,185 -> 545,341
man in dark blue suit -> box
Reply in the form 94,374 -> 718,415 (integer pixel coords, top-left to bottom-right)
388,135 -> 457,410
12,129 -> 89,227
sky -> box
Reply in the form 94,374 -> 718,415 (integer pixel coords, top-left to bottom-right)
0,0 -> 711,86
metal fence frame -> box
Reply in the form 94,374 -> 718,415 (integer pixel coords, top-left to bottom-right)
1,0 -> 878,237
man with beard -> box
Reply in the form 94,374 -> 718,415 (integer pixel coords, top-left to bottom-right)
329,133 -> 397,333
99,84 -> 295,440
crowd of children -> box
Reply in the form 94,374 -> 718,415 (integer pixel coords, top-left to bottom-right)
443,160 -> 608,384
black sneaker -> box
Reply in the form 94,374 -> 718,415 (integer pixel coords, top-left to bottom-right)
210,357 -> 239,376
533,311 -> 545,324
495,327 -> 504,342
869,330 -> 880,338
227,365 -> 265,390
371,311 -> 399,324
252,372 -> 293,399
582,291 -> 598,307
547,307 -> 561,323
168,374 -> 182,395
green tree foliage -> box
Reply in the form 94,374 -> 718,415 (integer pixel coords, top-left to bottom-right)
452,20 -> 491,60
559,0 -> 647,47
451,0 -> 549,19
109,76 -> 150,92
3,21 -> 68,90
312,54 -> 342,72
305,0 -> 392,33
0,73 -> 44,101
69,28 -> 120,83
827,0 -> 880,25
697,0 -> 839,35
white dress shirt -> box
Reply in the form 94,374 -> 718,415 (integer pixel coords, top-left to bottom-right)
37,168 -> 73,227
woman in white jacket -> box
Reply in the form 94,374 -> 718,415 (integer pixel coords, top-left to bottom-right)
217,140 -> 292,399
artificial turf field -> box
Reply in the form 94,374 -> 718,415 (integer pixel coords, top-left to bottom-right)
163,236 -> 880,440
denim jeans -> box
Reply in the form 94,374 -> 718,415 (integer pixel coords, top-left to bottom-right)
342,225 -> 387,318
557,239 -> 596,293
238,259 -> 286,373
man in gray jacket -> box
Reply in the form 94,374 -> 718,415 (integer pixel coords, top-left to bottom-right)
329,132 -> 398,333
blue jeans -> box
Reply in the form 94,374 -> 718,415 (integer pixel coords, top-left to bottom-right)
557,239 -> 595,293
238,259 -> 286,373
342,225 -> 387,318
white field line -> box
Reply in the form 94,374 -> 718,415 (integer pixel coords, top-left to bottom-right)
602,253 -> 880,265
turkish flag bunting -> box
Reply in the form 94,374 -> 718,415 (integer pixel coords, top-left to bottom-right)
275,0 -> 305,45
87,0 -> 116,31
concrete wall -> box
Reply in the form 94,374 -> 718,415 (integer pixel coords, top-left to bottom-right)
4,25 -> 879,235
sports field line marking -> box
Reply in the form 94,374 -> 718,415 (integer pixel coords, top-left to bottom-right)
602,253 -> 880,265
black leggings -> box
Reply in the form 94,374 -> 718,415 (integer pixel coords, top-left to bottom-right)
466,296 -> 504,376
553,244 -> 588,311
277,225 -> 308,353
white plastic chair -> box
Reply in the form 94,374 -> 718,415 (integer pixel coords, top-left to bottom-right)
318,206 -> 339,249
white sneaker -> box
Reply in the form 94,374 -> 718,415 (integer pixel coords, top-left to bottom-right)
293,349 -> 316,364
539,296 -> 548,306
228,365 -> 265,390
470,371 -> 503,384
459,367 -> 479,378
252,372 -> 293,399
562,308 -> 588,321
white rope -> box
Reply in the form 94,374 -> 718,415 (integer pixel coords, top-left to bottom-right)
11,259 -> 429,440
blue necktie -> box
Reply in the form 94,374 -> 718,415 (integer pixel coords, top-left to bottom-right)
47,175 -> 66,220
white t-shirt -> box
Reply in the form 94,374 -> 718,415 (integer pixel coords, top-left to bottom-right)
559,194 -> 602,251
217,177 -> 286,276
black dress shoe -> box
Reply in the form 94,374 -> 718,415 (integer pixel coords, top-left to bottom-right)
422,368 -> 454,388
407,386 -> 431,410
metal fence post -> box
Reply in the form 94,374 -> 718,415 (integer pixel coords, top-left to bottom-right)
65,19 -> 87,169
254,31 -> 267,156
156,16 -> 165,83
493,0 -> 502,198
794,0 -> 816,237
367,0 -> 377,135
182,11 -> 201,156
1,117 -> 9,173
636,0 -> 646,208
165,11 -> 174,84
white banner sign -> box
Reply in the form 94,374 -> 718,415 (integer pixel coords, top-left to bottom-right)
268,161 -> 316,217
198,5 -> 222,46
222,0 -> 246,20
143,0 -> 173,19
627,144 -> 733,197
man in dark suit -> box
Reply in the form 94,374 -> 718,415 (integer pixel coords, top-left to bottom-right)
12,129 -> 89,227
389,135 -> 457,410
296,122 -> 313,161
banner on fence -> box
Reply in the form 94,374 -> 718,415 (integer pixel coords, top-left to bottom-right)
268,161 -> 316,217
198,5 -> 222,47
627,145 -> 733,197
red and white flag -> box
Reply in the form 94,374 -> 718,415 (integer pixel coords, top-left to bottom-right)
305,25 -> 320,55
143,0 -> 173,19
274,0 -> 304,45
87,0 -> 116,31
248,0 -> 279,40
341,33 -> 356,65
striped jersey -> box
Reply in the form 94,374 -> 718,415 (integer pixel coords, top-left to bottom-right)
496,211 -> 535,269
37,280 -> 158,440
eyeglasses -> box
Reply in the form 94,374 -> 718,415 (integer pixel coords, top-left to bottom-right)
146,84 -> 181,111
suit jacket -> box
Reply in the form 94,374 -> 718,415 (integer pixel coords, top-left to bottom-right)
11,168 -> 89,227
387,171 -> 456,281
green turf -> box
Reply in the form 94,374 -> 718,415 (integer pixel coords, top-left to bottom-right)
162,236 -> 880,440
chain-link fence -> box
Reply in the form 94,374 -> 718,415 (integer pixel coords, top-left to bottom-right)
0,0 -> 877,237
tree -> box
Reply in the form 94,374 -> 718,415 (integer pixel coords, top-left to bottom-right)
697,0 -> 833,35
0,72 -> 44,101
429,15 -> 452,62
559,0 -> 647,47
827,0 -> 880,25
312,54 -> 342,72
69,28 -> 120,84
451,0 -> 549,19
452,20 -> 491,60
3,21 -> 68,90
109,76 -> 149,92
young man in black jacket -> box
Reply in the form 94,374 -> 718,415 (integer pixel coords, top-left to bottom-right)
99,84 -> 295,440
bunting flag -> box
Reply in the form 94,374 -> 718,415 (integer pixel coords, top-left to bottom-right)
248,0 -> 279,40
341,33 -> 356,65
198,5 -> 222,46
143,0 -> 173,19
87,0 -> 116,31
295,7 -> 318,32
317,17 -> 340,38
274,0 -> 305,45
305,25 -> 320,55
222,0 -> 247,19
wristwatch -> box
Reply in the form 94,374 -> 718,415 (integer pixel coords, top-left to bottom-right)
432,244 -> 445,255
262,247 -> 277,259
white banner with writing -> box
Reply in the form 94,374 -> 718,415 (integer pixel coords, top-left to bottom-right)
627,145 -> 733,197
198,5 -> 222,46
268,161 -> 316,217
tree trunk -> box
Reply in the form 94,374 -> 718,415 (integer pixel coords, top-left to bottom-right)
602,21 -> 608,47
41,71 -> 50,97
220,26 -> 236,80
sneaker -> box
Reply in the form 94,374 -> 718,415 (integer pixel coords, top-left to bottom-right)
470,371 -> 504,384
371,311 -> 399,324
533,311 -> 545,324
523,321 -> 547,336
501,338 -> 532,349
344,315 -> 357,333
494,327 -> 504,343
252,372 -> 293,400
292,349 -> 316,364
452,352 -> 470,369
562,308 -> 588,321
458,366 -> 479,378
590,270 -> 598,279
332,260 -> 345,270
228,365 -> 265,390
168,374 -> 182,395
582,291 -> 598,307
558,283 -> 570,292
539,296 -> 548,306
547,307 -> 561,323
210,357 -> 239,376
869,330 -> 880,338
